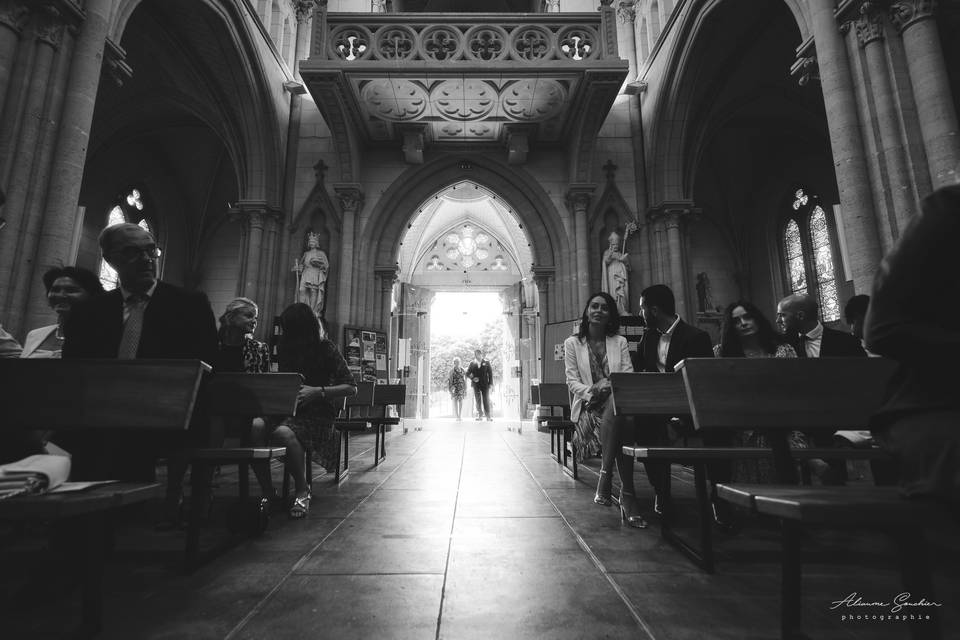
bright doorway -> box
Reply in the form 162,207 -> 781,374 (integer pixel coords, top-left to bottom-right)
429,291 -> 519,420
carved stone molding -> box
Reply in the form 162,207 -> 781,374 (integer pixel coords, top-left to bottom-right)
566,184 -> 594,214
647,201 -> 697,228
104,38 -> 133,87
855,1 -> 885,47
334,184 -> 364,213
294,0 -> 315,24
617,2 -> 636,24
0,2 -> 29,34
889,0 -> 937,32
375,264 -> 399,289
228,200 -> 280,229
531,266 -> 555,289
34,9 -> 64,49
791,56 -> 820,87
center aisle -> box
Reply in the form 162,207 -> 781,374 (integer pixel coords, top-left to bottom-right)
227,422 -> 654,640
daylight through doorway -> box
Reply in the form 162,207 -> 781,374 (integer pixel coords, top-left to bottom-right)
429,292 -> 519,420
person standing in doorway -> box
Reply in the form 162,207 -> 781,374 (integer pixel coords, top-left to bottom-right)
448,356 -> 467,421
466,348 -> 493,421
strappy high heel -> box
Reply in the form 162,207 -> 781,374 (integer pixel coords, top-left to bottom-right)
289,492 -> 310,519
619,492 -> 648,529
594,469 -> 613,506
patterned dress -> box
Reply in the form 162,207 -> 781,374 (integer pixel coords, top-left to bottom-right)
448,366 -> 466,400
572,343 -> 608,463
214,335 -> 271,373
278,338 -> 354,473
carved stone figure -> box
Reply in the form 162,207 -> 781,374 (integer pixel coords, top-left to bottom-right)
696,272 -> 713,313
601,231 -> 630,315
296,232 -> 329,317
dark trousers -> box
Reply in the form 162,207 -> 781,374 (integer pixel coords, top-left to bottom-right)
473,386 -> 490,418
634,417 -> 668,495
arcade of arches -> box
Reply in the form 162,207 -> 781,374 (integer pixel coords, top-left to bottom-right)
1,0 -> 959,416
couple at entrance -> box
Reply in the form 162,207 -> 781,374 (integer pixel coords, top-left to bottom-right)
448,349 -> 493,421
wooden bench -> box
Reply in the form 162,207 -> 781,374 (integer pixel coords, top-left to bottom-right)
366,384 -> 406,465
0,358 -> 207,636
333,381 -> 375,482
678,357 -> 937,639
184,372 -> 300,568
536,383 -> 578,479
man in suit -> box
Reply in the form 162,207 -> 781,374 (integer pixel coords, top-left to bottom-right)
632,285 -> 723,521
776,293 -> 866,484
466,348 -> 493,421
63,223 -> 218,508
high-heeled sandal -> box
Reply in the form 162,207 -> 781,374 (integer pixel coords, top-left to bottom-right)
594,469 -> 613,506
619,492 -> 648,529
289,493 -> 310,519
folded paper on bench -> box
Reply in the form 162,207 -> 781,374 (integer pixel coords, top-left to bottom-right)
0,454 -> 71,499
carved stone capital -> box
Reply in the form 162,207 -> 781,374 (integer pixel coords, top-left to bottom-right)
889,0 -> 937,32
647,201 -> 697,228
34,9 -> 64,49
790,55 -> 820,87
566,184 -> 595,214
228,200 -> 278,229
616,2 -> 636,24
104,38 -> 133,88
0,2 -> 29,34
531,266 -> 555,290
370,0 -> 387,13
294,0 -> 315,24
854,1 -> 885,47
334,184 -> 364,213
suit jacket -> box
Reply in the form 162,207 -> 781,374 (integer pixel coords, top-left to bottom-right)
564,334 -> 633,422
21,324 -> 58,358
466,358 -> 493,390
631,318 -> 713,373
794,325 -> 866,358
63,280 -> 218,365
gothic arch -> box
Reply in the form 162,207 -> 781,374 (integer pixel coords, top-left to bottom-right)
646,0 -> 810,206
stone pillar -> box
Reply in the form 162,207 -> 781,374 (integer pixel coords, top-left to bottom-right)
532,266 -> 553,385
854,1 -> 916,236
375,264 -> 398,332
0,2 -> 28,110
231,202 -> 268,302
616,1 -> 638,81
334,184 -> 363,332
566,185 -> 594,311
890,0 -> 960,189
648,203 -> 693,319
809,0 -> 882,292
2,8 -> 65,331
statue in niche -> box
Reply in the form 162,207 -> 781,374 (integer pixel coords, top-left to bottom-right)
601,230 -> 631,315
294,231 -> 329,317
696,272 -> 714,313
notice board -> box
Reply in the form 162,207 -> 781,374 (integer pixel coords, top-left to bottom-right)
344,326 -> 388,383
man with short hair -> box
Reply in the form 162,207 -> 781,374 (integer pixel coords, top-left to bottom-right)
466,348 -> 493,421
63,223 -> 218,498
775,293 -> 865,484
633,285 -> 721,521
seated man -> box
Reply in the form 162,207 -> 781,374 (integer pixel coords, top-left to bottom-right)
63,223 -> 218,514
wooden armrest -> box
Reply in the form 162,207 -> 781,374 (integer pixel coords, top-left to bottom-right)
0,482 -> 163,519
334,421 -> 370,431
622,446 -> 772,460
188,447 -> 287,461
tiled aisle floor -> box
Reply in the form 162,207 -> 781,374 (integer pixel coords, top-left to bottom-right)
4,419 -> 958,639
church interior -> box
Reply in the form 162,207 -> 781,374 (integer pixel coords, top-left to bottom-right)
1,0 -> 959,638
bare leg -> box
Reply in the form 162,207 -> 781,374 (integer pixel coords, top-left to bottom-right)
271,426 -> 307,495
249,418 -> 274,496
598,401 -> 619,497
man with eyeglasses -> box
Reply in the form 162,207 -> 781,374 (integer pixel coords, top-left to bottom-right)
62,223 -> 217,493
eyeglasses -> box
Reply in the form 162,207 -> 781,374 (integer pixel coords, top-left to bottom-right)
110,245 -> 161,263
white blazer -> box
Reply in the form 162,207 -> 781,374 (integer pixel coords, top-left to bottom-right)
20,324 -> 58,359
563,333 -> 633,422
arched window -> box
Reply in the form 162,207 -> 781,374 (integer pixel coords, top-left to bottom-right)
781,188 -> 842,322
98,187 -> 157,291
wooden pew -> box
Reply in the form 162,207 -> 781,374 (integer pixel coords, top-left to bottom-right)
366,384 -> 406,465
184,372 -> 301,569
0,358 -> 207,636
537,383 -> 578,479
333,381 -> 375,482
679,357 -> 944,639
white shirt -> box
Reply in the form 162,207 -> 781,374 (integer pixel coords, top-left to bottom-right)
120,282 -> 157,323
802,322 -> 824,358
656,315 -> 682,372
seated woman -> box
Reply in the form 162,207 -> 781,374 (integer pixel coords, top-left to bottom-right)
275,303 -> 357,518
4,267 -> 105,463
714,300 -> 803,484
22,266 -> 105,359
564,291 -> 646,528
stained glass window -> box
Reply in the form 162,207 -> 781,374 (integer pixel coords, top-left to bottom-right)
99,188 -> 154,291
781,188 -> 842,323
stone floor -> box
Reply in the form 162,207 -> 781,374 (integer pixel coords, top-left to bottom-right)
2,419 -> 958,639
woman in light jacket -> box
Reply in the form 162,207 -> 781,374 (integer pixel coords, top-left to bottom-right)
564,291 -> 646,528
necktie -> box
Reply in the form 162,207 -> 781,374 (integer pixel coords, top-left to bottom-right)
796,334 -> 808,358
117,295 -> 147,359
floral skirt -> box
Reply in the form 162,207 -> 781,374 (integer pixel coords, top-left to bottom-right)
573,406 -> 603,463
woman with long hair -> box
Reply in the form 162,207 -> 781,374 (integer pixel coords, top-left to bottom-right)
275,303 -> 356,518
448,356 -> 466,421
563,291 -> 646,528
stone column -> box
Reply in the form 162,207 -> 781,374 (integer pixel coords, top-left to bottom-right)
1,8 -> 64,330
664,208 -> 690,319
809,0 -> 882,292
532,266 -> 553,385
0,2 -> 28,112
890,0 -> 960,189
854,1 -> 916,235
231,202 -> 268,302
375,264 -> 398,332
334,184 -> 363,332
616,1 -> 638,81
566,185 -> 593,311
